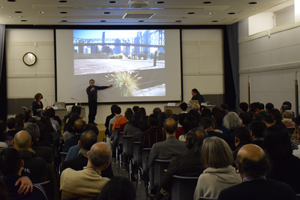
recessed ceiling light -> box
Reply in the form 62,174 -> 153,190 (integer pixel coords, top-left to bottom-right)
175,20 -> 181,22
61,20 -> 68,22
39,11 -> 44,14
188,12 -> 195,14
228,12 -> 236,15
21,20 -> 27,22
209,12 -> 215,15
212,20 -> 218,22
60,11 -> 67,14
104,11 -> 111,14
156,1 -> 164,4
139,20 -> 144,22
59,0 -> 68,3
15,11 -> 22,13
7,0 -> 16,2
100,20 -> 106,22
0,6 -> 5,8
203,1 -> 211,4
8,16 -> 11,18
108,1 -> 117,3
249,2 -> 257,4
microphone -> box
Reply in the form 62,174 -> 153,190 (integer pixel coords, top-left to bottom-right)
43,99 -> 48,107
71,97 -> 81,106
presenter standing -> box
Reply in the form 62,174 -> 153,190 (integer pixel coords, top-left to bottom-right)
86,79 -> 112,125
191,88 -> 205,105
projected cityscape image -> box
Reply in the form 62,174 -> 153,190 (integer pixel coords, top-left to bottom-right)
73,30 -> 166,97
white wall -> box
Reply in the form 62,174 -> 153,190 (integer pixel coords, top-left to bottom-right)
6,29 -> 55,104
182,29 -> 224,102
249,12 -> 274,35
6,28 -> 224,123
239,25 -> 300,113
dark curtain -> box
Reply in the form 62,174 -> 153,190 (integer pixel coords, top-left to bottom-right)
0,25 -> 7,121
224,23 -> 239,111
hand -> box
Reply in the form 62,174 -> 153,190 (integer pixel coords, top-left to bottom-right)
15,176 -> 33,195
90,87 -> 95,91
108,85 -> 113,88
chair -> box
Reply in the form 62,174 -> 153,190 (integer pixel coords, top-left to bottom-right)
153,159 -> 171,189
171,175 -> 199,200
59,152 -> 68,174
141,148 -> 151,173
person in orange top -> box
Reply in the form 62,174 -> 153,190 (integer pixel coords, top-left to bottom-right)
112,108 -> 131,131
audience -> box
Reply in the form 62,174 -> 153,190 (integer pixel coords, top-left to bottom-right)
239,102 -> 248,113
95,177 -> 136,200
233,127 -> 252,160
105,104 -> 117,136
0,148 -> 47,200
4,101 -> 300,199
148,118 -> 188,191
249,121 -> 266,148
194,137 -> 241,199
141,114 -> 165,150
264,125 -> 300,194
218,144 -> 298,200
159,127 -> 207,199
25,123 -> 53,164
60,142 -> 111,199
282,110 -> 295,128
63,119 -> 86,152
12,130 -> 47,183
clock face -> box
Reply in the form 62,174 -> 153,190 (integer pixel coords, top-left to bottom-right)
23,52 -> 37,66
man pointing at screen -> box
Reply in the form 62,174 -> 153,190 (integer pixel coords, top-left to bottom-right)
86,79 -> 112,125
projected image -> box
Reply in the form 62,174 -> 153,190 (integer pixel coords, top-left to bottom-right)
73,30 -> 166,97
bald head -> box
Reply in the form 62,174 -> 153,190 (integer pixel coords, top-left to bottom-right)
237,144 -> 265,163
74,119 -> 86,134
237,144 -> 270,178
13,130 -> 32,150
88,142 -> 112,169
163,118 -> 178,135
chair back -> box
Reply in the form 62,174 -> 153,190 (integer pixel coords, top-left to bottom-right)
112,127 -> 119,139
133,142 -> 142,166
60,152 -> 68,163
153,159 -> 171,189
119,131 -> 124,145
142,148 -> 151,172
171,175 -> 199,200
123,135 -> 134,157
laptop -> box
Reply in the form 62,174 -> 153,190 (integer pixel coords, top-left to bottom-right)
54,102 -> 65,109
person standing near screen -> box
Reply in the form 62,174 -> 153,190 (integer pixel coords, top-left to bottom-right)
86,79 -> 112,125
191,88 -> 205,105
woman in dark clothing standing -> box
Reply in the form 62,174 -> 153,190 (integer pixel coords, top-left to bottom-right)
32,93 -> 43,116
191,88 -> 205,105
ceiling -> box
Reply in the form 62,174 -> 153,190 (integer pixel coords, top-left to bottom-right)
0,0 -> 291,25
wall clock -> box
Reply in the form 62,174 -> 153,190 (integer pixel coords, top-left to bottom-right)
23,52 -> 37,66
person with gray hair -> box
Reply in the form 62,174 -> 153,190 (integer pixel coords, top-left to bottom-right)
60,142 -> 112,199
25,123 -> 53,164
282,110 -> 295,128
223,112 -> 242,150
194,137 -> 241,199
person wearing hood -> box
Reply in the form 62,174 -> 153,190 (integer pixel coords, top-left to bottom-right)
194,137 -> 241,199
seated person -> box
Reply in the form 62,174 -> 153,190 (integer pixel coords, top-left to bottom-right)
141,114 -> 165,151
148,118 -> 188,190
7,118 -> 17,138
250,121 -> 266,148
12,131 -> 47,183
133,116 -> 149,143
44,107 -> 61,132
108,106 -> 123,136
124,113 -> 140,136
63,119 -> 86,152
0,148 -> 47,200
94,177 -> 136,200
158,127 -> 208,199
282,110 -> 295,128
233,127 -> 252,160
194,137 -> 241,199
62,130 -> 114,178
105,105 -> 117,136
60,142 -> 111,199
25,123 -> 53,164
175,113 -> 186,139
218,144 -> 298,200
178,114 -> 198,142
63,112 -> 80,142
